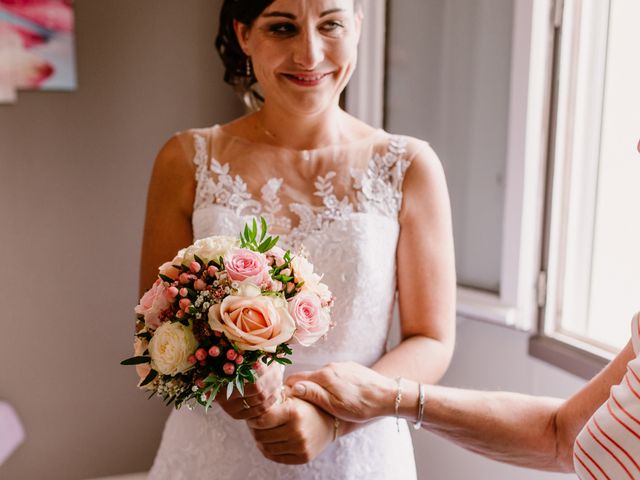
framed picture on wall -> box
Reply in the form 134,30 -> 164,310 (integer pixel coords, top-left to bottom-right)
0,0 -> 76,104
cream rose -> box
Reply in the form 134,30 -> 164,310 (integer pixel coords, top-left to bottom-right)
208,290 -> 296,353
179,236 -> 238,266
148,322 -> 198,376
290,256 -> 332,302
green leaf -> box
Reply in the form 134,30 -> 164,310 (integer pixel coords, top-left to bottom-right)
194,254 -> 205,266
235,377 -> 245,397
251,218 -> 258,240
140,369 -> 158,387
206,383 -> 221,410
226,381 -> 235,400
159,274 -> 176,284
275,357 -> 293,365
257,238 -> 272,253
260,217 -> 268,242
120,356 -> 151,365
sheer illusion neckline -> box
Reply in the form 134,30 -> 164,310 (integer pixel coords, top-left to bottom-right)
211,124 -> 387,155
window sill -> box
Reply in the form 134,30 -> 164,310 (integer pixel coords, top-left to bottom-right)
456,287 -> 519,328
528,334 -> 611,380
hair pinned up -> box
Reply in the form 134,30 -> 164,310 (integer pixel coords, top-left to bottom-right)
215,0 -> 275,108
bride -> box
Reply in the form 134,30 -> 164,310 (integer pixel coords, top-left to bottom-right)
139,0 -> 456,478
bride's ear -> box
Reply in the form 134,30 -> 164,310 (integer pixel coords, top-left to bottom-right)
233,19 -> 252,56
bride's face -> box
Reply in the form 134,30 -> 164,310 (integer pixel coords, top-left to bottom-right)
235,0 -> 362,116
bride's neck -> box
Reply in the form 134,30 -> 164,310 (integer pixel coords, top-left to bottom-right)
255,105 -> 348,150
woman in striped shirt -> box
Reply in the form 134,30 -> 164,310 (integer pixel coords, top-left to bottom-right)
255,313 -> 640,477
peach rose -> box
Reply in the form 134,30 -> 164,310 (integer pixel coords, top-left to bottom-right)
133,336 -> 152,388
224,248 -> 271,285
135,279 -> 170,329
158,256 -> 181,280
288,292 -> 331,346
208,286 -> 296,352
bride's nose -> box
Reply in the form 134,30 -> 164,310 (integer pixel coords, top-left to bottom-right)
291,29 -> 325,70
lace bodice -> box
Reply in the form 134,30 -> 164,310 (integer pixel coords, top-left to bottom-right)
149,125 -> 428,479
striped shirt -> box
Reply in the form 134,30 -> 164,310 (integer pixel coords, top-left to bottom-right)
574,313 -> 640,479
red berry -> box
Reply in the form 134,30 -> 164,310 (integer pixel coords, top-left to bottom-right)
188,355 -> 197,365
195,378 -> 205,389
208,346 -> 221,357
223,363 -> 235,375
195,348 -> 207,361
235,354 -> 244,365
226,349 -> 238,361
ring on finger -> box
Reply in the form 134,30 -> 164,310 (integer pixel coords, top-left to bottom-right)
242,399 -> 251,409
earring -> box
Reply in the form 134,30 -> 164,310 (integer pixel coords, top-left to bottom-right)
245,57 -> 252,78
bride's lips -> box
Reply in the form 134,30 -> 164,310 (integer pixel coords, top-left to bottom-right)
281,72 -> 333,87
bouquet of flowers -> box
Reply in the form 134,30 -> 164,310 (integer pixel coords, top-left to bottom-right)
121,218 -> 333,410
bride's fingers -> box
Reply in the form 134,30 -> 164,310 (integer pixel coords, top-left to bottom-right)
250,423 -> 292,443
247,402 -> 289,429
261,440 -> 303,456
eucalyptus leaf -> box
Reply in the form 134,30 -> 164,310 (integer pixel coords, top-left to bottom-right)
226,381 -> 235,400
140,369 -> 158,387
235,377 -> 245,397
120,356 -> 150,365
158,274 -> 175,284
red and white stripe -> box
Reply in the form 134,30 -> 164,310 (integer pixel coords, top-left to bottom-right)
574,313 -> 640,479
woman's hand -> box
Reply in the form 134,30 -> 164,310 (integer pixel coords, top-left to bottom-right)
286,362 -> 397,423
216,363 -> 284,420
247,396 -> 335,465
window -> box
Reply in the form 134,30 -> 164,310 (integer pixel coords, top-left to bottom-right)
535,0 -> 640,371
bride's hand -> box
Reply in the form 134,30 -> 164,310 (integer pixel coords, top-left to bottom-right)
285,362 -> 397,423
247,396 -> 335,465
216,363 -> 284,420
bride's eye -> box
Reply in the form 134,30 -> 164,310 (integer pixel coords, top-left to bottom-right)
267,22 -> 298,36
320,20 -> 345,34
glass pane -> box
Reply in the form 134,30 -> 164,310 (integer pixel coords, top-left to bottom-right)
385,0 -> 513,292
552,0 -> 640,351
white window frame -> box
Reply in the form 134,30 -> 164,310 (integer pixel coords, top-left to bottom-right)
349,0 -> 556,332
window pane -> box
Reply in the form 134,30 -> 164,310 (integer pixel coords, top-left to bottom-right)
385,0 -> 513,292
548,0 -> 640,351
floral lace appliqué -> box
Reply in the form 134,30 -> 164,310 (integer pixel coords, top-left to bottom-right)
193,133 -> 409,248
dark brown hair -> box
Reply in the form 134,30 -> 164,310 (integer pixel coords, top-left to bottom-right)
215,0 -> 275,89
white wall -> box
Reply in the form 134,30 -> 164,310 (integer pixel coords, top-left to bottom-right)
0,1 -> 242,479
412,318 -> 585,479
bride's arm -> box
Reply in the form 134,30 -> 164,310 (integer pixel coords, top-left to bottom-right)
139,134 -> 282,419
373,143 -> 456,383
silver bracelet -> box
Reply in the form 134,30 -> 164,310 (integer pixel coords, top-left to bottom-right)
413,384 -> 426,430
394,377 -> 403,432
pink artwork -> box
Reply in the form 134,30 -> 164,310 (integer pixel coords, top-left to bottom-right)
0,0 -> 76,104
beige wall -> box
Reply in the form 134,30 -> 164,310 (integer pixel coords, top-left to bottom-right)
0,1 -> 241,478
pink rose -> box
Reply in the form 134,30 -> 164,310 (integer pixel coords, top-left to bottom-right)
135,279 -> 170,329
208,286 -> 296,352
288,292 -> 331,347
266,246 -> 287,267
224,248 -> 271,286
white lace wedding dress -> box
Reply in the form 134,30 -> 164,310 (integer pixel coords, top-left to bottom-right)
148,125 -> 430,479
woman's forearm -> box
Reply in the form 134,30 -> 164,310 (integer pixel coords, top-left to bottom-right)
393,384 -> 571,472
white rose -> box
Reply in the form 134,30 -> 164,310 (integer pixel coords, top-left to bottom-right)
148,322 -> 198,376
180,236 -> 239,266
290,256 -> 332,302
